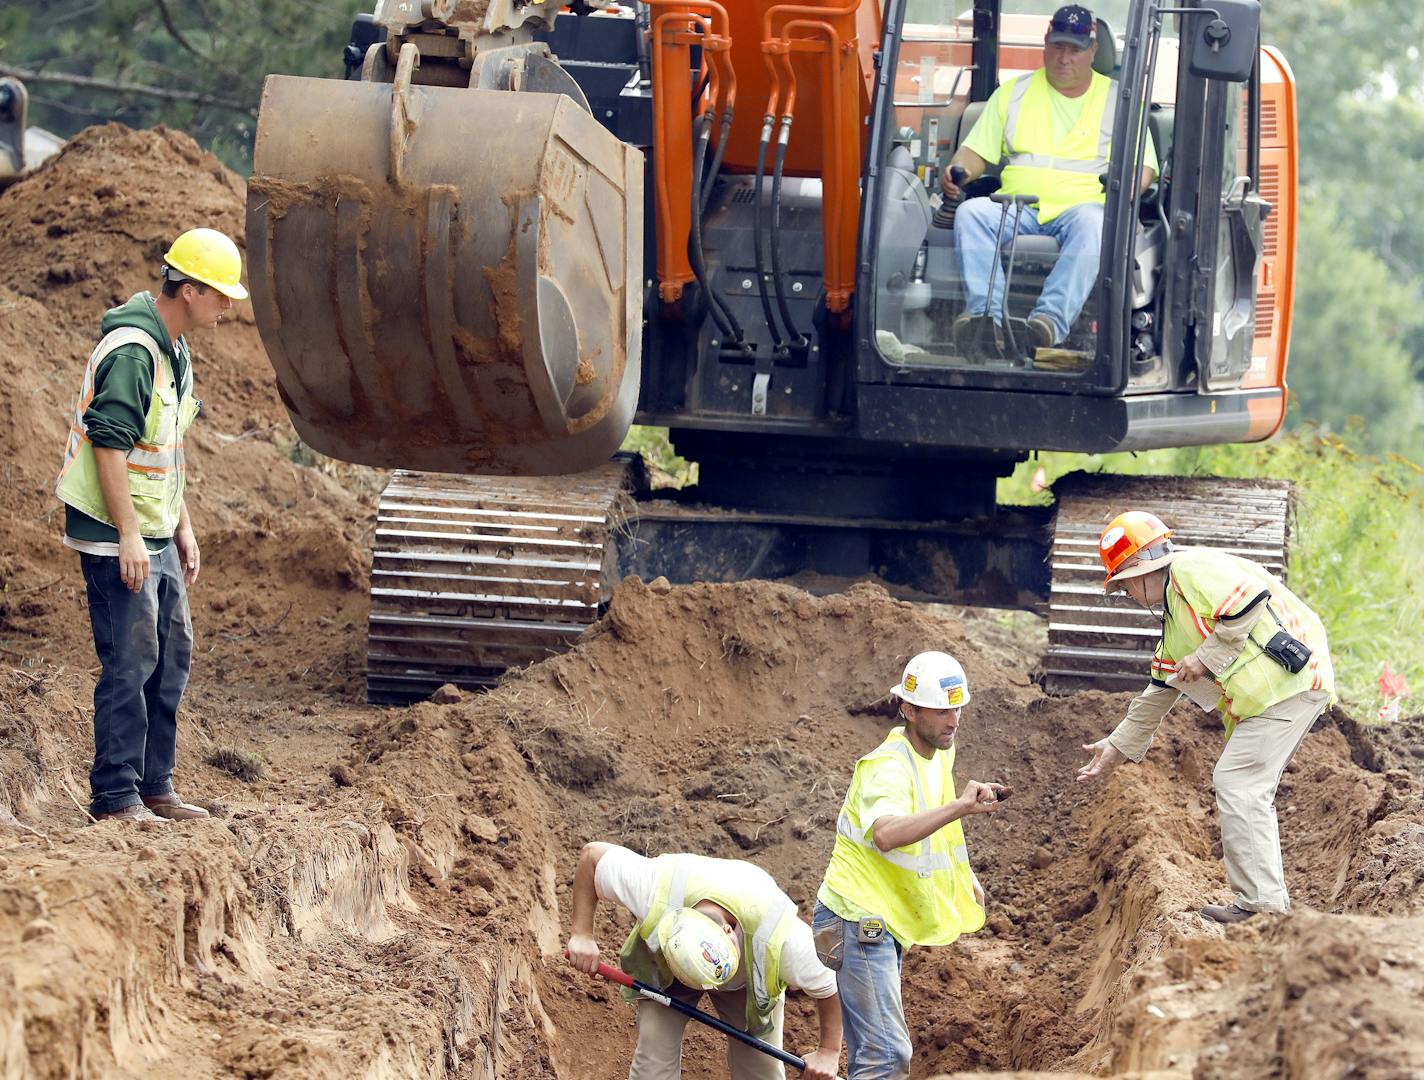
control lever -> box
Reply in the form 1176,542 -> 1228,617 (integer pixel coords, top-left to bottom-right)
932,165 -> 969,230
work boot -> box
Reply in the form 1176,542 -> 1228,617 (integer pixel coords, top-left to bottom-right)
93,804 -> 170,824
1027,314 -> 1057,354
142,793 -> 211,821
952,312 -> 978,347
1200,902 -> 1256,925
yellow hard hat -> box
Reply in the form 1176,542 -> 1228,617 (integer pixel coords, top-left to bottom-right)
163,228 -> 249,300
655,907 -> 739,990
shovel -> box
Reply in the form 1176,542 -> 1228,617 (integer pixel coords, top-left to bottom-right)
587,959 -> 844,1079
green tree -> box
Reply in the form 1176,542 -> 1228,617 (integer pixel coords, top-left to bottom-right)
0,0 -> 350,172
1285,196 -> 1424,459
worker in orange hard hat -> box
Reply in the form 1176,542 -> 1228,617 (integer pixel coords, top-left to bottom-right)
1077,510 -> 1335,925
56,228 -> 246,824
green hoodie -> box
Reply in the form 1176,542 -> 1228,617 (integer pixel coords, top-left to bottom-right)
64,292 -> 192,551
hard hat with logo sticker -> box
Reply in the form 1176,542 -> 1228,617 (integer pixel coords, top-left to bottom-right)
162,228 -> 249,300
890,651 -> 970,709
655,907 -> 739,990
1099,510 -> 1174,591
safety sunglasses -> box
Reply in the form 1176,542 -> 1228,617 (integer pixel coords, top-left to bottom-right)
1048,16 -> 1094,38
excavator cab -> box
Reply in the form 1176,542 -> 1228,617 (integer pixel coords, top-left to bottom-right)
870,0 -> 1282,413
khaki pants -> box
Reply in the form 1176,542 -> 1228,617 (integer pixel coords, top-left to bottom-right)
1212,688 -> 1331,912
629,985 -> 785,1080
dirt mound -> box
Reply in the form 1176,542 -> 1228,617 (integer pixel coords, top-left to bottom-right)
3,123 -> 1423,1080
0,124 -> 379,684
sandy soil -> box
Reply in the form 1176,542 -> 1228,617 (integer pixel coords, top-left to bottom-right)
1,126 -> 1422,1080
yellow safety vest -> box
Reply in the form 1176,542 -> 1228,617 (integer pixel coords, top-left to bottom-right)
820,728 -> 984,948
55,326 -> 198,538
1000,68 -> 1115,223
1154,548 -> 1335,736
619,854 -> 794,1037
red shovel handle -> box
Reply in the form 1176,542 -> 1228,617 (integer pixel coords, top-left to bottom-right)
595,960 -> 636,988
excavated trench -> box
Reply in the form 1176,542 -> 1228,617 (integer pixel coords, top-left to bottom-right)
2,125 -> 1423,1079
5,576 -> 1421,1078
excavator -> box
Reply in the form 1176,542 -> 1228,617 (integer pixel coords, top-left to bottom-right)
245,0 -> 1297,703
0,78 -> 64,190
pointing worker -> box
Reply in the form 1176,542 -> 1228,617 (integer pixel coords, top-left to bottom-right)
813,651 -> 1004,1079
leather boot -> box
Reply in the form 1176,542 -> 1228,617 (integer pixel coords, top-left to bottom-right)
142,793 -> 210,820
1200,902 -> 1257,925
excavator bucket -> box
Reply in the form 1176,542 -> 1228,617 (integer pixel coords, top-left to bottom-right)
245,66 -> 643,475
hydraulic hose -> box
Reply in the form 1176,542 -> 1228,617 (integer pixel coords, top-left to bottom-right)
769,116 -> 807,348
752,114 -> 787,351
700,106 -> 734,211
689,113 -> 747,349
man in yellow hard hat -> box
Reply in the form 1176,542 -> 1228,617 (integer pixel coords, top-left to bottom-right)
566,841 -> 842,1079
1078,511 -> 1335,924
55,228 -> 247,824
814,651 -> 1005,1079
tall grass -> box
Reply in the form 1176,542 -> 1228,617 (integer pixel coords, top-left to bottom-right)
1000,426 -> 1424,714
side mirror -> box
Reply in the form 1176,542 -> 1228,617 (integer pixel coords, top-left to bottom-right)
1188,0 -> 1259,83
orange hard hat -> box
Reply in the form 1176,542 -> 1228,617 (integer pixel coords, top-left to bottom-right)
1099,511 -> 1173,590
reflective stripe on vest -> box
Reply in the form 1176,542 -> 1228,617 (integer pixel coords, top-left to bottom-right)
55,325 -> 196,537
621,855 -> 793,1035
998,69 -> 1115,222
836,738 -> 959,878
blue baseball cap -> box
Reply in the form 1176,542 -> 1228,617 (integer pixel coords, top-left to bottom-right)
1047,4 -> 1097,49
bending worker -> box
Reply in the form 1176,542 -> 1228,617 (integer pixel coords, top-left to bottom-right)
942,4 -> 1157,351
56,228 -> 247,823
1078,511 -> 1334,924
814,651 -> 1004,1079
566,841 -> 842,1080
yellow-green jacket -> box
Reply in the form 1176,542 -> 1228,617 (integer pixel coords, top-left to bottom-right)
1153,548 -> 1334,736
56,293 -> 198,542
818,727 -> 984,948
619,854 -> 796,1037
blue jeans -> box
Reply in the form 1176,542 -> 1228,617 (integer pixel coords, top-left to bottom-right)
954,197 -> 1104,343
81,546 -> 193,815
812,903 -> 910,1080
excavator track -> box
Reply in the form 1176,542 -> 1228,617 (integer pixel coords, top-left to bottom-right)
1042,473 -> 1293,694
366,461 -> 632,705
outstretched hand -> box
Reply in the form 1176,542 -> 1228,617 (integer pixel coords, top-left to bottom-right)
957,781 -> 1007,816
1077,738 -> 1127,784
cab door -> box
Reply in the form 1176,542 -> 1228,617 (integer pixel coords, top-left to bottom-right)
1195,73 -> 1271,390
1160,1 -> 1267,392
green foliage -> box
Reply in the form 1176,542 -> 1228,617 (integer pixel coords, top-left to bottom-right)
620,426 -> 697,489
1285,196 -> 1424,459
1000,429 -> 1424,714
1263,1 -> 1424,454
0,0 -> 349,172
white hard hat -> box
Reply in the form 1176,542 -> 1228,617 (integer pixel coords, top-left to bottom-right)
654,907 -> 739,990
890,651 -> 971,709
